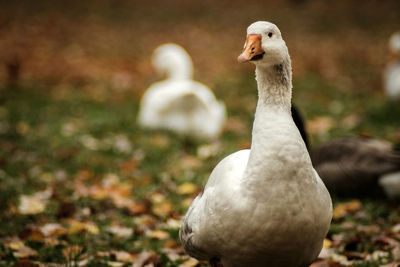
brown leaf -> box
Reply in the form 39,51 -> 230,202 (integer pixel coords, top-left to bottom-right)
341,114 -> 361,129
13,259 -> 38,267
120,159 -> 139,174
180,156 -> 202,169
12,245 -> 38,259
132,250 -> 159,267
56,201 -> 77,219
19,226 -> 44,242
306,116 -> 335,136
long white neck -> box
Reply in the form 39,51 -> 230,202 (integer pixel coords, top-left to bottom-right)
154,50 -> 193,80
168,55 -> 193,80
241,58 -> 310,194
255,58 -> 292,111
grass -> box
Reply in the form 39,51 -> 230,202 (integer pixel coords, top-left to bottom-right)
0,69 -> 399,266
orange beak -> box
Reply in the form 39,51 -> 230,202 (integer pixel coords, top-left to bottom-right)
237,34 -> 265,63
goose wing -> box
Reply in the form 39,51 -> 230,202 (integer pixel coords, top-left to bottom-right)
180,150 -> 250,260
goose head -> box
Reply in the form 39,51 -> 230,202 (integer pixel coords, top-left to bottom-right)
238,21 -> 289,67
152,43 -> 193,80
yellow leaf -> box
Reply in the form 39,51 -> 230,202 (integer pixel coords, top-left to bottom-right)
6,240 -> 25,250
177,183 -> 198,195
68,220 -> 99,235
179,257 -> 200,267
152,201 -> 172,217
333,200 -> 362,219
323,239 -> 332,248
85,222 -> 100,235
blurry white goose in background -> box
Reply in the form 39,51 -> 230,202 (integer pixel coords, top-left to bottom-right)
384,31 -> 400,100
180,21 -> 332,267
137,43 -> 226,140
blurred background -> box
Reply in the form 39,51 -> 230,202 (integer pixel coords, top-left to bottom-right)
1,0 -> 400,266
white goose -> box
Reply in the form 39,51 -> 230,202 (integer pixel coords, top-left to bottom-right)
180,21 -> 332,267
137,43 -> 226,140
384,32 -> 400,100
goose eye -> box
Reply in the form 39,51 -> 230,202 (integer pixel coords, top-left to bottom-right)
268,32 -> 273,38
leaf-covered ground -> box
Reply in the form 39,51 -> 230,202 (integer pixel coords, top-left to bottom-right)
1,0 -> 400,266
0,78 -> 400,266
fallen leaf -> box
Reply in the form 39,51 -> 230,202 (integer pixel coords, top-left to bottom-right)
18,195 -> 46,215
13,259 -> 38,267
177,183 -> 198,195
19,226 -> 44,242
323,239 -> 332,249
67,220 -> 99,235
132,250 -> 159,267
106,225 -> 133,238
306,116 -> 335,136
40,223 -> 67,237
366,250 -> 389,261
112,250 -> 136,263
152,201 -> 172,217
197,142 -> 221,159
107,261 -> 124,267
165,218 -> 181,229
120,159 -> 139,174
146,230 -> 170,240
332,200 -> 362,219
341,114 -> 361,129
5,239 -> 38,259
179,257 -> 200,267
180,156 -> 202,169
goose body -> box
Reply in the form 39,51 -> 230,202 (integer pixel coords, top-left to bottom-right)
384,32 -> 400,100
137,44 -> 226,140
180,21 -> 332,267
310,138 -> 400,197
290,106 -> 400,198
